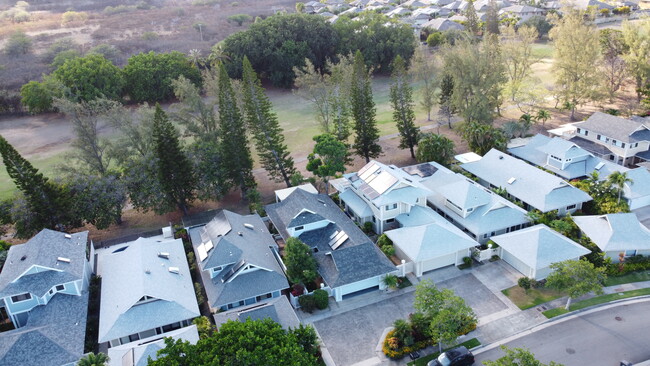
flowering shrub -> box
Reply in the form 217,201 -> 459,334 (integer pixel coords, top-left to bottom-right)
382,330 -> 434,359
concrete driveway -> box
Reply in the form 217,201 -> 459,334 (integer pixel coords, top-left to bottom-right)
314,268 -> 513,366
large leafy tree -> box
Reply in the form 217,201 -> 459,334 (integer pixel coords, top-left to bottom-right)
66,173 -> 126,230
599,29 -> 628,102
409,48 -> 438,122
546,259 -> 606,310
549,10 -> 603,120
217,63 -> 256,198
501,25 -> 539,103
242,57 -> 297,187
149,319 -> 320,366
483,346 -> 564,366
621,19 -> 650,101
350,51 -> 382,162
306,134 -> 351,193
53,54 -> 124,102
171,76 -> 219,139
416,133 -> 455,167
284,237 -> 318,285
123,51 -> 201,103
0,135 -> 73,237
464,0 -> 480,35
152,104 -> 195,215
390,55 -> 419,159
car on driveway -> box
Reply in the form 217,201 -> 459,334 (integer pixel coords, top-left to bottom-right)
427,346 -> 474,366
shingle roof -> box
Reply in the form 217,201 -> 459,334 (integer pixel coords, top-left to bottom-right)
265,189 -> 395,288
0,229 -> 88,298
288,211 -> 326,228
107,325 -> 199,366
461,149 -> 592,212
573,213 -> 650,252
274,183 -> 319,202
214,296 -> 300,330
385,222 -> 477,262
97,237 -> 200,343
573,112 -> 650,143
0,291 -> 88,366
491,224 -> 590,269
189,211 -> 288,308
421,18 -> 465,31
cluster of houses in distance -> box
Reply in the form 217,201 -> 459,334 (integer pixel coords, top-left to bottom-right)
0,112 -> 649,365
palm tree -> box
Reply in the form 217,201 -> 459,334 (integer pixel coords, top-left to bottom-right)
77,352 -> 109,366
518,113 -> 534,137
536,109 -> 551,127
187,49 -> 204,69
607,171 -> 633,204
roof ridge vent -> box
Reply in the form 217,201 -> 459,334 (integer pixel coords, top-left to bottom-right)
64,234 -> 72,239
57,257 -> 71,263
157,252 -> 170,259
168,267 -> 180,274
244,223 -> 254,229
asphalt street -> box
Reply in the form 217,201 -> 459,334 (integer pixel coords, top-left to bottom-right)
474,299 -> 650,366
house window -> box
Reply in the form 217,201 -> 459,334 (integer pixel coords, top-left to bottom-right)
566,204 -> 576,210
256,293 -> 273,302
597,134 -> 602,140
385,203 -> 397,210
11,293 -> 31,303
625,250 -> 637,257
56,284 -> 65,291
162,322 -> 181,333
129,333 -> 140,342
372,216 -> 376,223
49,289 -> 54,295
622,142 -> 626,148
294,226 -> 304,231
386,218 -> 395,223
490,231 -> 495,236
483,234 -> 488,239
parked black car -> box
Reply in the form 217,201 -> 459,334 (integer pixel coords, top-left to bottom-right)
427,346 -> 475,366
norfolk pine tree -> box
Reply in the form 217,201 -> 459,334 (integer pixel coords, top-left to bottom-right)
438,73 -> 456,129
217,63 -> 256,197
350,51 -> 382,162
389,55 -> 419,159
152,105 -> 195,215
242,57 -> 297,187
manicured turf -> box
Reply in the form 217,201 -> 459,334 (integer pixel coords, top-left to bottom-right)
543,288 -> 650,318
502,286 -> 565,310
531,41 -> 554,59
0,152 -> 66,200
605,270 -> 650,287
407,338 -> 481,366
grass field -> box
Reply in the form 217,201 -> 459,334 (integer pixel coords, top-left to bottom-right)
531,41 -> 555,59
543,288 -> 650,318
502,286 -> 564,310
0,153 -> 66,200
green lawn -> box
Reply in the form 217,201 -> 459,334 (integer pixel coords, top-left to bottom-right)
502,286 -> 564,310
531,41 -> 554,59
543,288 -> 650,318
605,270 -> 650,287
407,338 -> 481,366
0,153 -> 67,200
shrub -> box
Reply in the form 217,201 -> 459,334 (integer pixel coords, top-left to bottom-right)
50,49 -> 80,69
381,244 -> 395,257
228,14 -> 252,26
291,283 -> 305,297
518,277 -> 532,292
426,31 -> 444,47
382,329 -> 434,359
194,282 -> 205,304
377,234 -> 393,247
463,256 -> 472,266
53,54 -> 124,102
298,294 -> 317,313
490,255 -> 500,262
363,221 -> 374,234
61,11 -> 88,25
313,289 -> 329,309
0,90 -> 22,114
383,274 -> 399,289
141,31 -> 159,41
42,38 -> 78,64
4,31 -> 32,56
20,76 -> 63,114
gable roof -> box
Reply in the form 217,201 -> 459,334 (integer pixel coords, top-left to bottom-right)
385,221 -> 477,262
0,229 -> 88,299
421,18 -> 465,31
573,213 -> 650,252
274,183 -> 319,202
213,296 -> 300,331
461,149 -> 592,212
98,237 -> 200,343
189,211 -> 288,308
491,224 -> 590,269
265,189 -> 395,288
107,325 -> 199,366
573,112 -> 650,143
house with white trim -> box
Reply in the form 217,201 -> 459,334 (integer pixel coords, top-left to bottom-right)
573,213 -> 650,260
0,229 -> 92,366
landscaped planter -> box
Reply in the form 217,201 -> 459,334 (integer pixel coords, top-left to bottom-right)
472,247 -> 498,262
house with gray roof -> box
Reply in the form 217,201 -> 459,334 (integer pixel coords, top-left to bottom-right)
188,210 -> 289,312
461,149 -> 592,215
97,235 -> 199,349
266,189 -> 396,301
334,160 -> 432,234
0,229 -> 92,366
499,4 -> 545,21
509,134 -> 650,210
421,18 -> 465,31
568,112 -> 650,167
573,213 -> 650,260
402,162 -> 530,243
213,295 -> 300,330
491,225 -> 590,280
107,325 -> 199,366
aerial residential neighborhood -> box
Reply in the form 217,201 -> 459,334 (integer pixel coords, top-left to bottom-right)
1,0 -> 650,365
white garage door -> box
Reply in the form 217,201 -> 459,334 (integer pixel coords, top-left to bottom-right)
502,250 -> 532,278
340,275 -> 382,297
421,252 -> 456,274
630,195 -> 650,211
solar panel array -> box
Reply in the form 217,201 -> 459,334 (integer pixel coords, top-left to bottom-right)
402,163 -> 438,178
368,171 -> 398,195
197,244 -> 208,262
221,259 -> 246,283
328,230 -> 349,250
360,183 -> 380,200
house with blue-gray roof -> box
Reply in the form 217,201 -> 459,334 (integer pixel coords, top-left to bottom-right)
461,149 -> 592,215
333,160 -> 432,234
509,134 -> 650,210
188,210 -> 289,313
96,235 -> 200,350
213,295 -> 300,330
266,189 -> 396,301
402,161 -> 531,244
573,213 -> 650,260
0,229 -> 92,366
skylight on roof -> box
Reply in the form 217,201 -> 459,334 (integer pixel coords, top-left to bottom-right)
507,177 -> 516,184
595,162 -> 605,170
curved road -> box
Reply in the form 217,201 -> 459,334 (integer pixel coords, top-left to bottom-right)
474,299 -> 650,365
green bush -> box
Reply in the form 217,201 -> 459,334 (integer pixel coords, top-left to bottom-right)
518,277 -> 531,292
383,274 -> 399,289
606,255 -> 650,276
381,244 -> 396,257
363,221 -> 374,234
53,54 -> 124,102
4,31 -> 32,56
298,294 -> 317,313
426,31 -> 444,47
462,256 -> 472,266
377,233 -> 393,247
313,289 -> 329,309
228,14 -> 251,26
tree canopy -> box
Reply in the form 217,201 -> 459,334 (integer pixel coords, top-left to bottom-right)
284,237 -> 319,285
53,54 -> 124,102
483,346 -> 564,366
546,259 -> 606,309
307,134 -> 351,193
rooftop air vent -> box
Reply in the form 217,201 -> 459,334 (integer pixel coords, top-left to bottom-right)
244,223 -> 254,230
57,257 -> 71,263
145,269 -> 151,274
317,199 -> 325,204
507,177 -> 516,184
238,231 -> 243,236
168,267 -> 180,274
499,156 -> 504,160
157,252 -> 170,259
64,234 -> 72,239
20,255 -> 27,261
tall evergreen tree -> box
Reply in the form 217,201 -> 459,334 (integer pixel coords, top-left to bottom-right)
152,104 -> 195,215
439,73 -> 456,129
350,51 -> 382,163
217,63 -> 256,197
0,135 -> 70,236
464,0 -> 480,35
241,57 -> 297,187
485,0 -> 500,35
389,55 -> 419,159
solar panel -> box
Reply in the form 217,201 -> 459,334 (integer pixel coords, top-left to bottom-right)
360,183 -> 379,200
328,230 -> 346,247
357,161 -> 376,177
364,171 -> 380,184
222,259 -> 246,283
197,244 -> 208,262
331,233 -> 349,250
369,171 -> 398,194
366,189 -> 380,200
329,230 -> 339,239
359,163 -> 380,181
204,240 -> 213,252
